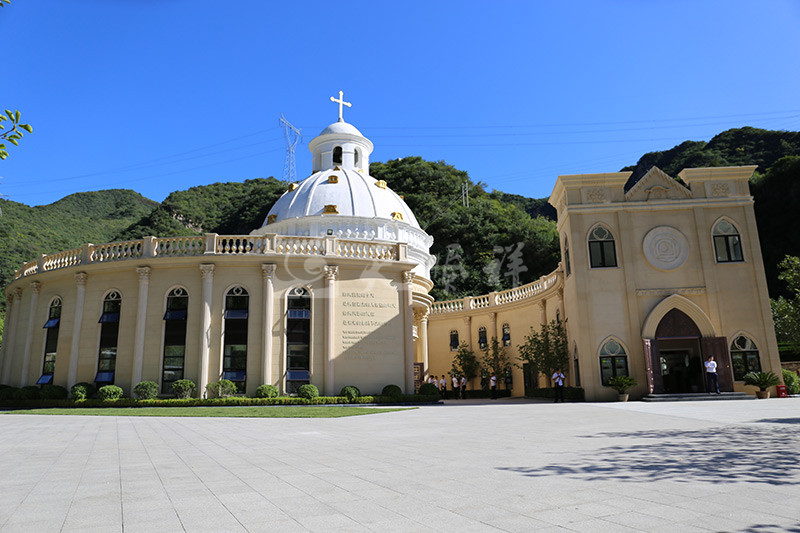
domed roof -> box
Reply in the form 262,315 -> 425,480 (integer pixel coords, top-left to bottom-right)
319,120 -> 364,137
264,168 -> 420,227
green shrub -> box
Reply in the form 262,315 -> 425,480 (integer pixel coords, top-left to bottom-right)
0,384 -> 10,390
381,384 -> 402,397
71,382 -> 96,400
525,387 -> 585,401
133,381 -> 159,400
606,376 -> 637,394
743,371 -> 780,391
782,369 -> 800,395
339,386 -> 360,401
206,379 -> 238,398
297,384 -> 319,399
418,383 -> 439,396
256,384 -> 279,398
14,386 -> 42,400
171,379 -> 196,399
0,387 -> 19,400
40,384 -> 69,400
98,385 -> 124,401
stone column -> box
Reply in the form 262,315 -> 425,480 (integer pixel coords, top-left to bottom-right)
198,264 -> 215,398
463,316 -> 472,350
67,273 -> 88,389
19,281 -> 42,386
261,264 -> 276,387
323,265 -> 338,396
1,290 -> 21,383
130,266 -> 151,389
488,311 -> 498,344
402,271 -> 415,393
538,300 -> 547,327
416,309 -> 430,379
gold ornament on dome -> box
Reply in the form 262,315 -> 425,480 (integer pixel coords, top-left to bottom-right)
288,183 -> 298,191
391,212 -> 404,221
328,175 -> 339,183
267,214 -> 277,224
323,204 -> 339,214
375,180 -> 387,189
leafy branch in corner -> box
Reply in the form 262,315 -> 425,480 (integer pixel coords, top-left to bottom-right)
1,109 -> 33,160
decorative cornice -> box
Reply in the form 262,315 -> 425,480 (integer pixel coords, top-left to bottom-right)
199,264 -> 215,279
635,286 -> 706,297
30,281 -> 42,294
136,266 -> 151,281
261,263 -> 277,279
74,272 -> 88,286
324,265 -> 339,281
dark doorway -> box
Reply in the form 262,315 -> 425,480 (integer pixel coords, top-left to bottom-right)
658,340 -> 703,393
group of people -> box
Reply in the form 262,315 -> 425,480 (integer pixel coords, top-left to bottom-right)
427,374 -> 468,399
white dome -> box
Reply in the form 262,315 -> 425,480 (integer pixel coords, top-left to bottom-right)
264,168 -> 419,227
319,121 -> 364,136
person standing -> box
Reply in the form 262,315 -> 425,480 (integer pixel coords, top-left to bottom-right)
439,375 -> 447,399
460,375 -> 467,400
451,374 -> 459,399
490,373 -> 498,399
552,368 -> 566,403
705,355 -> 720,394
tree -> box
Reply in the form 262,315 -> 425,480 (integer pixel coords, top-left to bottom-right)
771,255 -> 800,353
481,337 -> 512,388
450,342 -> 480,389
0,109 -> 33,160
517,318 -> 569,386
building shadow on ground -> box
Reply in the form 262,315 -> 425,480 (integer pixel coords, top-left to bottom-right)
497,424 -> 800,485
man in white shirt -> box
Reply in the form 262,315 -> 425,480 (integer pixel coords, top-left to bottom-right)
705,355 -> 720,394
451,374 -> 459,399
460,375 -> 467,400
490,373 -> 498,399
552,368 -> 566,403
439,375 -> 447,399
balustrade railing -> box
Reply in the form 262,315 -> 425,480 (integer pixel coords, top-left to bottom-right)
11,234 -> 404,280
430,272 -> 561,315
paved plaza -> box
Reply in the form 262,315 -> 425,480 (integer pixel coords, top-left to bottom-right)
1,398 -> 799,532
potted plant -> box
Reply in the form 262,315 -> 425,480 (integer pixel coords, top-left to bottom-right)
606,375 -> 637,401
743,371 -> 780,399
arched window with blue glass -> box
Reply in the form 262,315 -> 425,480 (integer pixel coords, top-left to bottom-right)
161,287 -> 188,394
96,291 -> 121,386
449,330 -> 459,351
478,326 -> 488,350
223,286 -> 249,393
286,287 -> 311,394
38,297 -> 62,385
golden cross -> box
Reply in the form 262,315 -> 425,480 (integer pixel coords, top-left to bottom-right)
330,90 -> 352,122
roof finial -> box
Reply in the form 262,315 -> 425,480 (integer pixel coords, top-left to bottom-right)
330,90 -> 352,122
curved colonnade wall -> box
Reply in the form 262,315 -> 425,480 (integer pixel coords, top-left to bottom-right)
0,233 -> 429,397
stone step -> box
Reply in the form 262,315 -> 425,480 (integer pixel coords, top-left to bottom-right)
641,392 -> 753,402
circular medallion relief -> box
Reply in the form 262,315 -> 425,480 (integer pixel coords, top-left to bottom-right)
643,226 -> 689,270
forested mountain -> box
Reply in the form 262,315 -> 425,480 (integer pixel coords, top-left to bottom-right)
1,126 -> 799,314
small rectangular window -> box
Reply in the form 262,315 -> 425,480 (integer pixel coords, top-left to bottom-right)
95,371 -> 115,383
43,318 -> 60,328
224,309 -> 249,320
163,310 -> 188,320
98,313 -> 120,324
37,374 -> 54,385
600,355 -> 628,386
288,309 -> 310,319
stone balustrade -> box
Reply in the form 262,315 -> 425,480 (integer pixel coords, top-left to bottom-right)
430,272 -> 561,316
13,234 -> 408,280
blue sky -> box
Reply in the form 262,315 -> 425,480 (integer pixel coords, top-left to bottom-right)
1,1 -> 799,207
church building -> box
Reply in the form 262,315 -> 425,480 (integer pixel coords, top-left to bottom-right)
0,95 -> 784,401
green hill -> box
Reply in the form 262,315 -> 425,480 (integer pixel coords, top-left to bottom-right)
0,189 -> 158,307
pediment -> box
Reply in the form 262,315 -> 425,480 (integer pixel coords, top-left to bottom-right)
625,167 -> 692,202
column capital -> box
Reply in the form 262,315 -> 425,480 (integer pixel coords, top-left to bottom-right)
14,287 -> 24,299
413,308 -> 429,324
487,311 -> 496,320
75,272 -> 88,286
136,266 -> 152,281
324,265 -> 339,281
261,263 -> 277,280
200,263 -> 215,279
537,300 -> 546,311
402,271 -> 415,284
462,316 -> 471,327
30,281 -> 42,295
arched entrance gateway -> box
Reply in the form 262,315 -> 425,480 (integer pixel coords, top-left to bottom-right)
642,296 -> 734,395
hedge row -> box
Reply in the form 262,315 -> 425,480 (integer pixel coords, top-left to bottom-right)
525,387 -> 585,401
0,394 -> 442,409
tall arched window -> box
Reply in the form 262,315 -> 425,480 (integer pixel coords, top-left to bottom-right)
599,338 -> 628,386
588,225 -> 617,268
478,326 -> 488,350
730,335 -> 761,380
502,323 -> 511,346
354,148 -> 360,168
223,286 -> 249,393
333,146 -> 343,165
162,288 -> 188,394
286,287 -> 311,393
713,219 -> 744,263
38,297 -> 62,385
449,330 -> 459,351
564,237 -> 571,277
96,291 -> 121,386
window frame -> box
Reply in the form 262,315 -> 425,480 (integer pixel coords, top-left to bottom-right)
161,287 -> 189,394
96,290 -> 122,385
449,330 -> 459,351
286,286 -> 312,394
598,338 -> 629,386
40,296 -> 62,383
223,286 -> 249,393
478,326 -> 488,350
501,323 -> 511,347
712,218 -> 745,264
729,334 -> 761,381
587,225 -> 618,269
